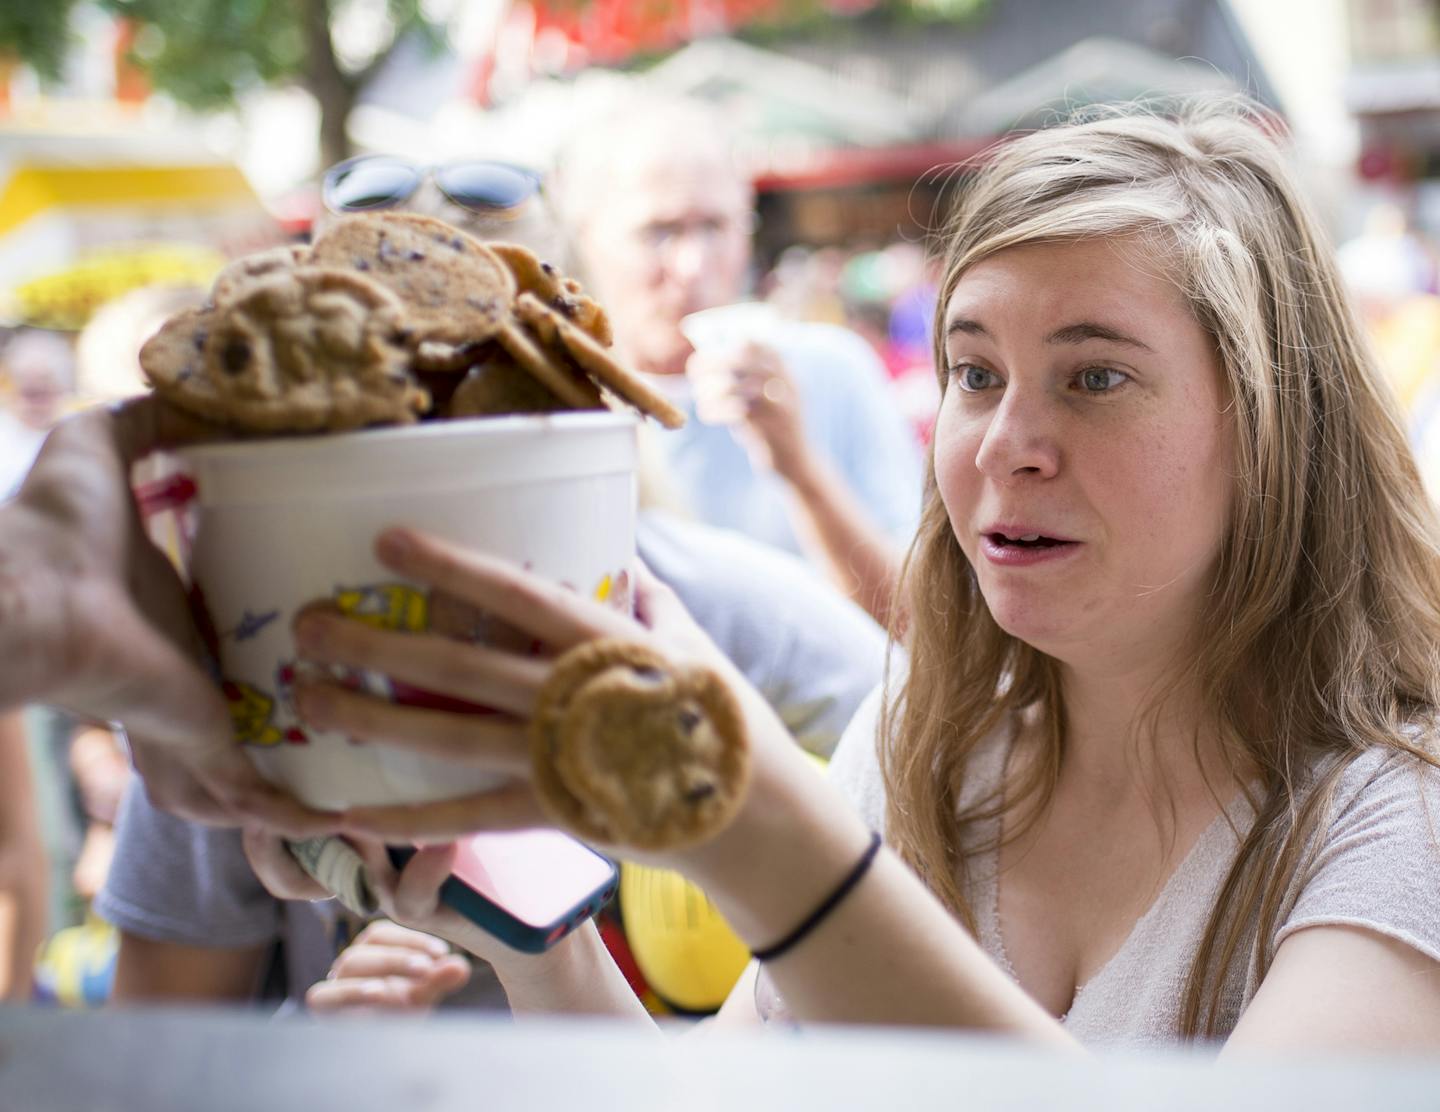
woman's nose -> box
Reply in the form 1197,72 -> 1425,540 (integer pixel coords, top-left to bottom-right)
973,388 -> 1060,481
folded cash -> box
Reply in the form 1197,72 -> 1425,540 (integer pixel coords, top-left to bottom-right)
286,836 -> 379,917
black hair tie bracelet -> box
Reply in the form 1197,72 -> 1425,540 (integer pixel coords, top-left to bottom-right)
751,831 -> 883,964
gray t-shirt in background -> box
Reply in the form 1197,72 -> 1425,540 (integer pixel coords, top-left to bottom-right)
824,685 -> 1440,1047
96,784 -> 342,1004
635,511 -> 886,758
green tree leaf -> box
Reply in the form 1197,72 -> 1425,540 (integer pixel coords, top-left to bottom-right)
0,0 -> 81,81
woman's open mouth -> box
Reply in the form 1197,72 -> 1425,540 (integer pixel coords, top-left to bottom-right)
980,530 -> 1080,566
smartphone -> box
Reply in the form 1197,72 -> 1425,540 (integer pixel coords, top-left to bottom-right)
389,830 -> 618,954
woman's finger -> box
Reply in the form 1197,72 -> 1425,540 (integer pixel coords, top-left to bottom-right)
426,955 -> 473,997
350,835 -> 403,906
631,560 -> 697,636
350,918 -> 452,958
329,945 -> 444,983
305,976 -> 429,1013
373,527 -> 640,650
349,837 -> 455,926
108,394 -> 230,464
631,560 -> 736,672
240,826 -> 331,901
393,844 -> 459,923
293,617 -> 549,717
130,733 -> 341,840
343,781 -> 548,843
211,774 -> 343,840
294,680 -> 530,770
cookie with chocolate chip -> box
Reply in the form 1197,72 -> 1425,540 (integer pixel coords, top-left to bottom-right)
529,640 -> 749,850
309,212 -> 515,349
494,314 -> 605,410
211,243 -> 311,304
447,353 -> 571,418
513,293 -> 684,429
139,267 -> 426,432
490,242 -> 613,346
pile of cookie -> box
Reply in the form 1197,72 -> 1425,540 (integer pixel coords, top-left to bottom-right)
139,212 -> 684,434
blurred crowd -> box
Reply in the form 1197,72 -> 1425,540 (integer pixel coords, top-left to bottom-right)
1336,199 -> 1440,499
761,240 -> 940,445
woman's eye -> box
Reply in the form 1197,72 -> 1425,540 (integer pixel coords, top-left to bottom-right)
952,364 -> 997,392
1078,367 -> 1127,393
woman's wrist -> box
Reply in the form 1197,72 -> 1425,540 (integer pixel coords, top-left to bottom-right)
488,919 -> 597,992
671,722 -> 875,953
492,920 -> 642,1020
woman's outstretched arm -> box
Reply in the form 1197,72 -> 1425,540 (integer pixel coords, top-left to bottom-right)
272,526 -> 1073,1041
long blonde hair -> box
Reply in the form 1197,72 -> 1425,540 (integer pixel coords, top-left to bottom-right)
882,97 -> 1440,1039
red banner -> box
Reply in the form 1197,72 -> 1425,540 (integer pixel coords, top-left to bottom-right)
525,0 -> 883,67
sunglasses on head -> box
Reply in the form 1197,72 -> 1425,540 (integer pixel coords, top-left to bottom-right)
322,156 -> 543,215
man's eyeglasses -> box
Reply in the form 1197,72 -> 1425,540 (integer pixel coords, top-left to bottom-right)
322,156 -> 543,216
636,212 -> 759,253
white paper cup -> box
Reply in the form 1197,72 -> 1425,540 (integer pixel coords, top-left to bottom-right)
175,411 -> 637,810
679,302 -> 781,425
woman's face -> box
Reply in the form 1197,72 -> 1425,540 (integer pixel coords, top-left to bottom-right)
934,237 -> 1235,673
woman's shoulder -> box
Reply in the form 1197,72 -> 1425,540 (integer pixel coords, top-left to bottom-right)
1276,740 -> 1440,965
1325,739 -> 1440,823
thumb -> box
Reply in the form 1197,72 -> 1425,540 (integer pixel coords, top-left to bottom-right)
241,825 -> 333,901
632,559 -> 685,631
424,954 -> 473,998
394,843 -> 459,922
107,395 -> 229,466
54,586 -> 230,754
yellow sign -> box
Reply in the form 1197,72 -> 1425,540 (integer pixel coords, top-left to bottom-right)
0,164 -> 256,241
10,243 -> 225,331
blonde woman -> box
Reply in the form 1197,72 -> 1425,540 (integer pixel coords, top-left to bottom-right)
202,98 -> 1440,1049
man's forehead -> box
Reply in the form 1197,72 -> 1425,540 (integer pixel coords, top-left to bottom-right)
611,162 -> 750,220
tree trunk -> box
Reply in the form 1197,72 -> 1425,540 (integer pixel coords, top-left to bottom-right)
317,86 -> 357,171
300,0 -> 356,170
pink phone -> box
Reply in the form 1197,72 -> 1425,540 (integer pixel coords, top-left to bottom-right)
389,830 -> 618,953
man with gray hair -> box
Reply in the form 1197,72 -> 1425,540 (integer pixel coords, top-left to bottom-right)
556,95 -> 923,628
1,328 -> 75,497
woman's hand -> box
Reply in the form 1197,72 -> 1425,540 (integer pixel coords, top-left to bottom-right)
306,919 -> 471,1015
242,820 -> 563,969
279,522 -> 851,992
346,835 -> 538,966
291,525 -> 770,857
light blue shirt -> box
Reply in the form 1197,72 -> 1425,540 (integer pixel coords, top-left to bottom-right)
655,321 -> 925,558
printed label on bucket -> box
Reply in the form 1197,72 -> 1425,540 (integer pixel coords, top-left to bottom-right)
207,570 -> 631,751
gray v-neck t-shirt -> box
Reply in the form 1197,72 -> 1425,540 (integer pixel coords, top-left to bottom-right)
822,685 -> 1440,1047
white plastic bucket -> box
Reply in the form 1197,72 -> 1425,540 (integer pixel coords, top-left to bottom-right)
175,410 -> 638,809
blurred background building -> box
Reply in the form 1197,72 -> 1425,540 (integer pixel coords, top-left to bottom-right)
0,0 -> 1424,454
1345,0 -> 1440,230
0,0 -> 1360,306
0,0 -> 1430,436
0,0 -> 1422,481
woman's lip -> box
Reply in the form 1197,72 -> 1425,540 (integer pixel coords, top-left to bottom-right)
979,535 -> 1082,567
981,525 -> 1078,544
